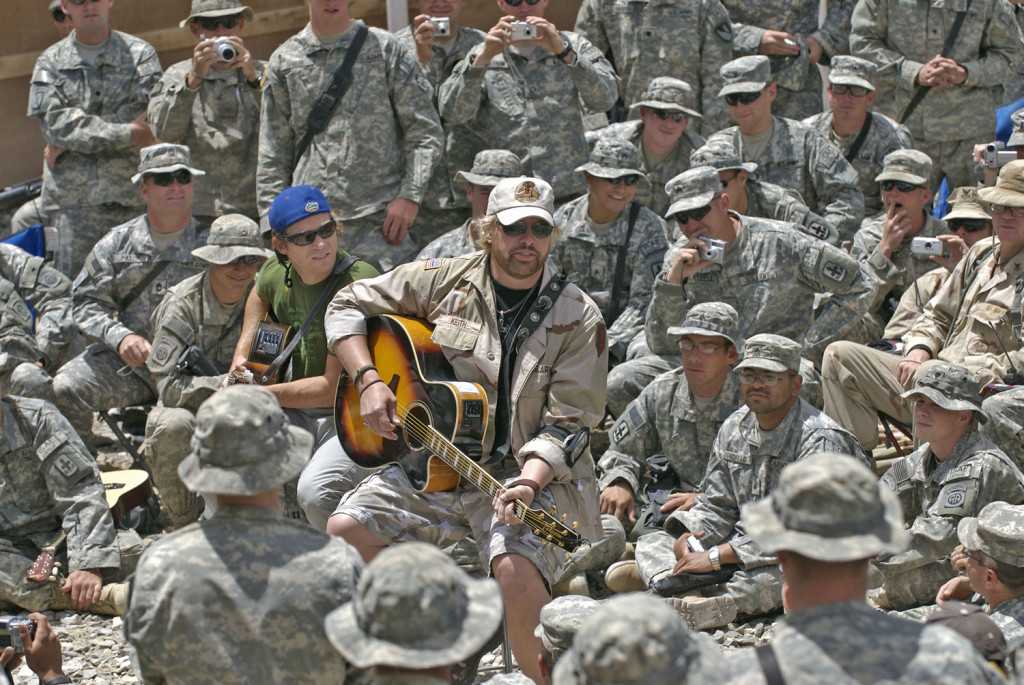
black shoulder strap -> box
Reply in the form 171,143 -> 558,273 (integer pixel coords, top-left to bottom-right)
900,0 -> 971,124
258,255 -> 360,384
844,112 -> 874,163
117,260 -> 170,311
608,201 -> 642,326
291,24 -> 369,175
756,644 -> 786,685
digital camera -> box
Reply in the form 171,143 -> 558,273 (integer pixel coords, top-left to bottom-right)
213,36 -> 237,62
697,237 -> 727,265
910,237 -> 951,259
509,21 -> 537,41
431,17 -> 450,36
0,616 -> 36,654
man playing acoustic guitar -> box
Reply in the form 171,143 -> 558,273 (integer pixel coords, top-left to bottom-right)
324,176 -> 607,683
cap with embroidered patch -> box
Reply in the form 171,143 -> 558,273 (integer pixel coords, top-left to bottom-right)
268,185 -> 331,233
487,177 -> 555,226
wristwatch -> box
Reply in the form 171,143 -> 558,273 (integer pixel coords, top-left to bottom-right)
708,545 -> 721,571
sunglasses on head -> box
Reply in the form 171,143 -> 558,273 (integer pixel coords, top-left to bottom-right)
674,203 -> 714,225
650,108 -> 687,123
196,14 -> 242,31
830,84 -> 870,97
227,255 -> 263,265
950,220 -> 990,234
52,8 -> 67,21
500,219 -> 554,238
147,170 -> 193,186
279,219 -> 337,246
504,0 -> 543,5
724,90 -> 764,107
603,175 -> 641,186
881,180 -> 920,193
65,0 -> 102,5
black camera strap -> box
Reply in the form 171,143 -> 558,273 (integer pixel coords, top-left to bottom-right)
900,0 -> 971,124
608,200 -> 641,326
843,112 -> 874,163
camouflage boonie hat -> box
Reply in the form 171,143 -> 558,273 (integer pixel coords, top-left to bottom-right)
1008,108 -> 1024,148
900,362 -> 987,423
667,302 -> 742,350
178,385 -> 313,495
664,166 -> 720,219
325,542 -> 503,670
718,56 -> 772,97
131,143 -> 206,184
925,601 -> 1007,664
734,334 -> 802,374
874,149 -> 931,186
629,76 -> 702,119
180,0 -> 254,28
533,595 -> 599,662
575,136 -> 645,180
958,501 -> 1024,566
487,177 -> 555,226
690,141 -> 757,174
552,595 -> 723,684
943,186 -> 992,222
191,214 -> 273,265
454,149 -> 523,187
827,55 -> 876,91
743,453 -> 910,561
978,160 -> 1024,208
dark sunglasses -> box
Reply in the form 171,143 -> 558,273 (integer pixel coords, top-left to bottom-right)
724,90 -> 764,107
279,219 -> 337,246
604,175 -> 641,186
147,170 -> 193,186
881,180 -> 921,193
830,84 -> 870,97
228,255 -> 263,265
950,220 -> 990,234
500,220 -> 554,238
720,173 -> 739,189
65,0 -> 102,4
651,108 -> 687,123
504,0 -> 543,5
52,9 -> 67,21
196,14 -> 242,31
674,203 -> 714,225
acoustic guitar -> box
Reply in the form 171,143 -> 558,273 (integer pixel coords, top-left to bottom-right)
230,320 -> 292,385
335,314 -> 584,553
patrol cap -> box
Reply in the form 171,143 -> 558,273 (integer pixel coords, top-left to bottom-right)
487,177 -> 555,226
978,160 -> 1024,208
900,362 -> 987,423
180,0 -> 254,28
191,214 -> 273,265
268,185 -> 331,233
1008,108 -> 1024,148
575,136 -> 645,181
667,302 -> 742,350
532,595 -> 599,661
874,149 -> 932,186
734,334 -> 802,374
324,542 -> 503,670
690,141 -> 757,174
664,166 -> 720,219
957,501 -> 1024,567
629,76 -> 702,119
827,56 -> 877,91
925,601 -> 1007,665
942,186 -> 993,222
178,385 -> 313,496
454,149 -> 523,187
718,56 -> 772,97
743,453 -> 910,561
131,143 -> 206,184
552,594 -> 723,684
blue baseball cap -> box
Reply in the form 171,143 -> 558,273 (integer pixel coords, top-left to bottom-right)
268,185 -> 331,233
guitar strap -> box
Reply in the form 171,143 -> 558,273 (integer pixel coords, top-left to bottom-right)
843,112 -> 873,163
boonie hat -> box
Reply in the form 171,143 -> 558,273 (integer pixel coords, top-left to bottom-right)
180,0 -> 254,28
718,56 -> 772,97
667,302 -> 742,350
268,185 -> 331,233
978,160 -> 1024,208
943,186 -> 993,222
454,149 -> 523,187
533,595 -> 599,662
874,149 -> 932,186
957,501 -> 1024,567
191,214 -> 273,265
690,141 -> 757,174
575,136 -> 645,180
734,333 -> 802,374
487,177 -> 555,226
664,166 -> 720,219
1008,108 -> 1024,148
900,362 -> 987,423
827,56 -> 876,91
131,143 -> 206,184
629,76 -> 701,119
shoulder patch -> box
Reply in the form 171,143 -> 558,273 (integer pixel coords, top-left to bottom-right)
163,316 -> 195,344
611,418 -> 630,443
38,434 -> 66,462
149,339 -> 176,367
53,453 -> 80,479
715,21 -> 733,42
934,480 -> 978,516
424,258 -> 443,270
627,404 -> 646,433
822,261 -> 848,283
942,462 -> 976,483
805,221 -> 831,242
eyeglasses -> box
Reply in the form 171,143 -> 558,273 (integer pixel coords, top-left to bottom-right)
678,339 -> 726,353
504,0 -> 543,5
738,371 -> 793,386
829,84 -> 870,97
673,201 -> 715,226
278,219 -> 337,246
65,0 -> 102,5
500,220 -> 554,239
990,204 -> 1024,217
147,170 -> 193,186
725,90 -> 764,107
720,173 -> 739,189
604,175 -> 641,186
650,108 -> 688,123
196,14 -> 242,31
950,220 -> 990,234
52,9 -> 68,21
963,549 -> 984,564
881,180 -> 921,193
228,255 -> 263,265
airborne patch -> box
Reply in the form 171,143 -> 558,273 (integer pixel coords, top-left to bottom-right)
935,480 -> 978,516
150,340 -> 175,366
424,258 -> 443,270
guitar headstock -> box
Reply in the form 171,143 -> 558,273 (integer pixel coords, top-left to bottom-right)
517,503 -> 585,553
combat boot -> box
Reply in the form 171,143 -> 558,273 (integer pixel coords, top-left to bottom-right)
664,594 -> 737,631
604,560 -> 645,593
49,580 -> 129,616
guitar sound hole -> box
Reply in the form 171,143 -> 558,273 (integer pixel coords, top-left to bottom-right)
403,403 -> 433,451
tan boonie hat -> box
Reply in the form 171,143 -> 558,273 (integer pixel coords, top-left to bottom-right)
180,0 -> 254,28
900,361 -> 987,423
454,149 -> 523,187
324,542 -> 503,670
734,334 -> 802,374
1008,108 -> 1024,148
958,501 -> 1024,567
131,143 -> 205,184
978,160 -> 1024,208
191,214 -> 273,265
575,136 -> 645,180
49,0 -> 61,11
742,453 -> 910,562
827,55 -> 877,91
718,56 -> 771,97
667,301 -> 742,350
664,166 -> 720,219
874,149 -> 931,186
629,76 -> 702,119
942,186 -> 992,222
177,385 -> 313,495
690,140 -> 757,174
487,177 -> 555,226
533,595 -> 599,662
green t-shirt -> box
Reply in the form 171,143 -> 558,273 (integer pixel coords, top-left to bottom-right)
256,248 -> 378,381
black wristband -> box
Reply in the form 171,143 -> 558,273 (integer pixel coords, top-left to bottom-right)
555,41 -> 573,60
906,345 -> 933,359
358,378 -> 385,396
508,478 -> 541,498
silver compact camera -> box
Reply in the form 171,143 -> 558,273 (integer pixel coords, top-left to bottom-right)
910,237 -> 951,259
0,616 -> 36,654
697,237 -> 727,265
509,21 -> 537,41
983,142 -> 1017,169
213,36 -> 237,62
686,536 -> 705,553
431,17 -> 450,36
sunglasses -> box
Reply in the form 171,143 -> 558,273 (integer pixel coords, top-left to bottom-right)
830,84 -> 870,97
196,14 -> 242,31
881,180 -> 921,193
278,219 -> 337,246
650,108 -> 688,123
674,203 -> 714,226
738,371 -> 794,387
65,0 -> 102,4
52,9 -> 68,21
678,339 -> 725,354
725,90 -> 764,107
720,173 -> 739,189
147,170 -> 193,186
950,220 -> 990,234
228,255 -> 262,265
504,0 -> 543,5
500,220 -> 554,238
603,175 -> 641,186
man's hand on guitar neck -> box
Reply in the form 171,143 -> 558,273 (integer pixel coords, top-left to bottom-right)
494,458 -> 555,525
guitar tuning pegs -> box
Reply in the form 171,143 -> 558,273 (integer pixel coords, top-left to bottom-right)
533,529 -> 541,537
549,505 -> 557,515
561,513 -> 567,523
572,521 -> 579,530
546,535 -> 553,542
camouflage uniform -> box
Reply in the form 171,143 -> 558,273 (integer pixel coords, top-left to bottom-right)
850,0 -> 1022,190
982,386 -> 1024,472
415,218 -> 478,261
27,31 -> 163,276
258,21 -> 444,269
535,595 -> 599,666
573,0 -> 734,133
438,34 -> 618,200
959,502 -> 1024,649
